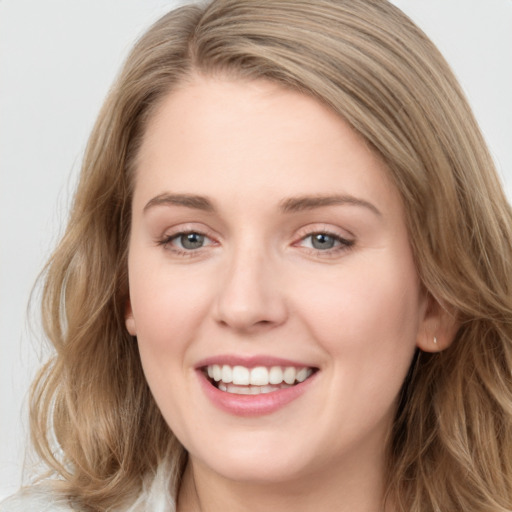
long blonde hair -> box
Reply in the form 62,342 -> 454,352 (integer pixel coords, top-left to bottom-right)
31,1 -> 512,510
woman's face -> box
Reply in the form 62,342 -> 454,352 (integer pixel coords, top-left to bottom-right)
126,76 -> 431,484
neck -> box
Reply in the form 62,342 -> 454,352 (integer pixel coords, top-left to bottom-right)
177,447 -> 392,512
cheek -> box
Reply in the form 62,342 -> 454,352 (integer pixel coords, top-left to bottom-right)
293,255 -> 422,436
127,261 -> 216,431
292,252 -> 422,364
127,258 -> 215,362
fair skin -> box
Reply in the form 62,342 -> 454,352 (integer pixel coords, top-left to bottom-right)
126,76 -> 447,512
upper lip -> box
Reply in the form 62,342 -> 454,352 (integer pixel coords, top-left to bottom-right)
195,354 -> 317,369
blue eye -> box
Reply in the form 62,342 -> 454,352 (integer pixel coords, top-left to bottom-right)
158,231 -> 213,252
299,232 -> 354,252
178,232 -> 205,250
310,233 -> 337,250
173,232 -> 206,250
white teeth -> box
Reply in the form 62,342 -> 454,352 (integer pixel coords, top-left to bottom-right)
206,364 -> 314,388
283,367 -> 297,385
232,365 -> 250,385
221,365 -> 233,383
269,366 -> 283,384
220,383 -> 292,395
212,364 -> 222,382
250,366 -> 269,386
296,367 -> 311,382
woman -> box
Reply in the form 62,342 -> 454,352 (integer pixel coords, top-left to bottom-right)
2,0 -> 512,510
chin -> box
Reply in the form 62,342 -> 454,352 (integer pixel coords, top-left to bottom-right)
204,459 -> 309,485
189,436 -> 318,485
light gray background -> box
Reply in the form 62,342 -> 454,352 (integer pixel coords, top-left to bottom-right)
1,0 -> 511,500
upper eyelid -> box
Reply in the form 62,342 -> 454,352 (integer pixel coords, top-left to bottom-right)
160,230 -> 216,244
293,223 -> 355,241
301,232 -> 352,242
158,223 -> 217,238
155,225 -> 218,251
296,232 -> 354,249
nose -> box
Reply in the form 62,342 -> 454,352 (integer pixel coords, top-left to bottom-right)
213,244 -> 288,333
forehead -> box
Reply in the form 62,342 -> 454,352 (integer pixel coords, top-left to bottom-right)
133,76 -> 401,217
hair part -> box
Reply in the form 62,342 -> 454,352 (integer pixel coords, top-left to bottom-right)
30,1 -> 512,510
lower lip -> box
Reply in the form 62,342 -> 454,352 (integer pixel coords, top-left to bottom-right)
197,371 -> 317,417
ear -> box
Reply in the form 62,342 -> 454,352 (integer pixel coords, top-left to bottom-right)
125,298 -> 137,336
416,294 -> 459,353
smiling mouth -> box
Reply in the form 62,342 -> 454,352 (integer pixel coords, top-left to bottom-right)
203,364 -> 317,395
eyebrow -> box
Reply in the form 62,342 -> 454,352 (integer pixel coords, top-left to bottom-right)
279,194 -> 381,216
143,192 -> 381,216
143,193 -> 214,213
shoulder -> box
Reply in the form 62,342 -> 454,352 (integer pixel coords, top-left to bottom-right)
0,479 -> 177,512
0,460 -> 177,512
0,486 -> 74,512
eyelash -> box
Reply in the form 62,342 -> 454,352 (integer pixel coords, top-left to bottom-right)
296,231 -> 354,255
156,229 -> 355,257
298,230 -> 354,253
156,231 -> 217,257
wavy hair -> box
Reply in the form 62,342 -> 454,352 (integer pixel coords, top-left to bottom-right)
30,1 -> 512,510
